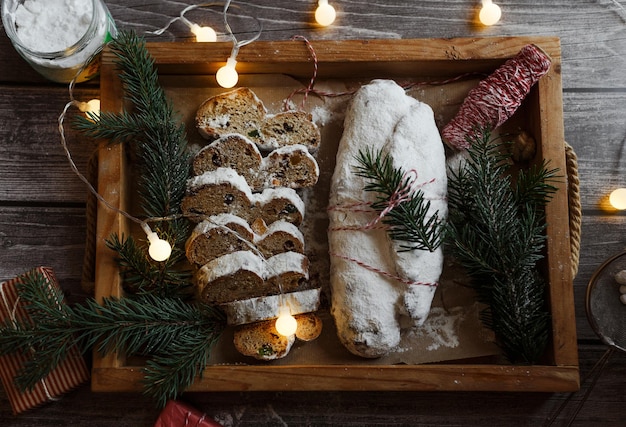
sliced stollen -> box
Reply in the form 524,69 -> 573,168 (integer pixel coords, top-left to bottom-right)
185,214 -> 255,266
181,169 -> 305,226
294,312 -> 323,342
255,220 -> 305,258
195,87 -> 266,143
222,288 -> 322,325
233,320 -> 295,361
195,251 -> 265,305
265,251 -> 309,294
253,187 -> 305,226
181,167 -> 252,221
192,133 -> 262,179
261,144 -> 320,189
195,251 -> 309,305
192,136 -> 319,191
259,111 -> 321,152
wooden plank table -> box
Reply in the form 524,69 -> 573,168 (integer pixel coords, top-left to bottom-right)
1,1 -> 624,425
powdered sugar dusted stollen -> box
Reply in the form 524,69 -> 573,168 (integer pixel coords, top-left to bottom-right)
181,168 -> 305,226
196,87 -> 266,144
192,133 -> 263,179
259,111 -> 321,152
196,89 -> 320,153
195,251 -> 309,305
222,288 -> 321,325
192,134 -> 319,191
185,214 -> 255,266
328,79 -> 448,358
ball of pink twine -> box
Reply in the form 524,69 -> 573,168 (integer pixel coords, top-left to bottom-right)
441,44 -> 552,150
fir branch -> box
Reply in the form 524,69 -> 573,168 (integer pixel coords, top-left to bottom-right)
446,129 -> 557,364
353,147 -> 445,252
0,270 -> 225,404
73,30 -> 193,296
73,111 -> 146,144
105,233 -> 192,299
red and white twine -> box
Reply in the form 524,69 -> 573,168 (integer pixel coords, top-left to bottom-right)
441,44 -> 552,150
328,170 -> 439,287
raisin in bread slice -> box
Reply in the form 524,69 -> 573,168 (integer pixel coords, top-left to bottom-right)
259,111 -> 321,152
185,214 -> 255,266
196,87 -> 266,143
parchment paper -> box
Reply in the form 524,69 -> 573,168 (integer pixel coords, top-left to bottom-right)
161,73 -> 501,366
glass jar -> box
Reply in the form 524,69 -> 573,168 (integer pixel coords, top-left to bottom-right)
1,0 -> 117,83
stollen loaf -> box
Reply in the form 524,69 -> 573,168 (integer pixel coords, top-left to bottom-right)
328,79 -> 448,358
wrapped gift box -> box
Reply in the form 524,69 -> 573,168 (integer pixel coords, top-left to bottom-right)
155,400 -> 223,427
0,266 -> 90,414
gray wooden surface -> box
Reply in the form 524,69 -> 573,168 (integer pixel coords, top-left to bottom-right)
1,1 -> 625,425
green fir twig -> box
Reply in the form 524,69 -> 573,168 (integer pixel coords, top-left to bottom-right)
73,30 -> 192,296
446,129 -> 559,364
0,270 -> 225,405
354,147 -> 445,252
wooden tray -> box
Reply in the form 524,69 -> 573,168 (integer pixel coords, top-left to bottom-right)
91,37 -> 579,393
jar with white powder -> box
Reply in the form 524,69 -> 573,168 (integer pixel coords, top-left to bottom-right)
1,0 -> 117,83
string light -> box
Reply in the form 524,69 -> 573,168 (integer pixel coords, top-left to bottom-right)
216,56 -> 238,88
479,0 -> 501,26
215,0 -> 262,88
141,222 -> 173,262
609,188 -> 626,210
147,3 -> 220,42
315,0 -> 336,26
77,99 -> 100,122
275,305 -> 298,337
190,23 -> 217,42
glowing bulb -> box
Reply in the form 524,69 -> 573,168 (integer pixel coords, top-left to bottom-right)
610,188 -> 626,210
141,223 -> 172,262
78,99 -> 100,118
190,23 -> 217,42
275,306 -> 298,337
216,57 -> 238,88
315,0 -> 336,27
479,0 -> 501,26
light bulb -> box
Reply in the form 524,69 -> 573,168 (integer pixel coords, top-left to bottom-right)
146,231 -> 172,262
315,0 -> 336,27
191,23 -> 217,42
216,57 -> 238,88
78,99 -> 100,117
610,188 -> 626,210
479,0 -> 501,26
275,306 -> 297,337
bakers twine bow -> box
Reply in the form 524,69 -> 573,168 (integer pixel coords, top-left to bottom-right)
329,169 -> 439,287
441,44 -> 552,150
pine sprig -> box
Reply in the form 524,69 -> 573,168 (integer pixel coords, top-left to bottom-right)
0,270 -> 225,404
73,30 -> 192,295
446,129 -> 558,364
105,233 -> 192,299
354,147 -> 445,252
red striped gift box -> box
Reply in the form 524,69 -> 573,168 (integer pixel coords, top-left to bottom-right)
0,266 -> 90,414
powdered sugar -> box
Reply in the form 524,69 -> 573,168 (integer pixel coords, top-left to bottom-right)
14,0 -> 94,53
328,79 -> 448,358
